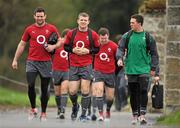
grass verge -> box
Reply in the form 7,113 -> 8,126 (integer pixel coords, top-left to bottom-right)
157,111 -> 180,125
0,86 -> 29,107
0,86 -> 73,108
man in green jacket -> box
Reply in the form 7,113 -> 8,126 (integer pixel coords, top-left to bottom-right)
116,14 -> 159,125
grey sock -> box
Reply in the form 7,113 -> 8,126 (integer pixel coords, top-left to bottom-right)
81,94 -> 91,116
96,97 -> 104,112
92,96 -> 97,114
60,94 -> 68,113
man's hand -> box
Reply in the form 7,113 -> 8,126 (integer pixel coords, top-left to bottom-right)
73,47 -> 81,55
12,60 -> 18,69
154,76 -> 160,83
73,47 -> 89,55
45,44 -> 56,52
81,47 -> 89,55
117,59 -> 123,67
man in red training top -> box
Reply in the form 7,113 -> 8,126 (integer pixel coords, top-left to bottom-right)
12,7 -> 62,121
52,28 -> 70,119
64,12 -> 100,122
92,27 -> 118,121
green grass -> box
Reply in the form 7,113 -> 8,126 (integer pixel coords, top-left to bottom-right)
0,86 -> 80,108
0,86 -> 29,107
157,111 -> 180,125
0,86 -> 56,107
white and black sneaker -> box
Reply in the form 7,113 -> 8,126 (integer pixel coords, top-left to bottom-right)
56,109 -> 61,118
131,115 -> 138,125
97,112 -> 104,121
139,115 -> 147,125
59,112 -> 65,119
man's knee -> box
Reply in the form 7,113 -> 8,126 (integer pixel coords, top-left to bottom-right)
69,89 -> 78,95
81,83 -> 90,94
106,94 -> 114,101
81,88 -> 90,95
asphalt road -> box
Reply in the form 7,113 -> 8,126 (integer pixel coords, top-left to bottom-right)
0,107 -> 175,128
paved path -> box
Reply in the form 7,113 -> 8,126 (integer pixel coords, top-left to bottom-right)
0,107 -> 175,128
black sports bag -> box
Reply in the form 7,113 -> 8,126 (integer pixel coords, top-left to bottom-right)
151,82 -> 163,109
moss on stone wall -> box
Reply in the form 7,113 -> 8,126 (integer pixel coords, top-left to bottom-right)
139,0 -> 166,13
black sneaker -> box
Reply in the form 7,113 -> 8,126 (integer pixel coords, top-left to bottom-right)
71,104 -> 79,120
91,114 -> 97,121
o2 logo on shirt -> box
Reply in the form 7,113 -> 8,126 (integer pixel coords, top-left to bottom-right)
100,53 -> 109,62
108,48 -> 111,52
60,50 -> 68,60
76,41 -> 84,48
36,35 -> 46,44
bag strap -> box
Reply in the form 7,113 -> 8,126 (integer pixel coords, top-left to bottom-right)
68,28 -> 94,67
88,28 -> 94,50
87,28 -> 95,68
125,30 -> 133,50
67,28 -> 77,68
145,32 -> 150,54
70,28 -> 94,50
70,28 -> 78,50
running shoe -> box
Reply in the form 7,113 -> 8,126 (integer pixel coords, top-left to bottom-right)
28,108 -> 38,120
131,115 -> 138,125
40,112 -> 47,121
86,109 -> 91,120
71,104 -> 79,120
59,112 -> 65,119
56,108 -> 61,118
97,112 -> 104,121
139,115 -> 147,125
91,114 -> 97,121
79,115 -> 87,122
105,111 -> 111,119
86,114 -> 91,120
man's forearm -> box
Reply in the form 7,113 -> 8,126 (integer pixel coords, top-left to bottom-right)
13,40 -> 26,61
54,38 -> 63,49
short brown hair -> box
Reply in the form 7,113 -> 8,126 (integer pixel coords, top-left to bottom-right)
131,14 -> 144,26
98,27 -> 109,36
78,12 -> 89,19
34,7 -> 45,15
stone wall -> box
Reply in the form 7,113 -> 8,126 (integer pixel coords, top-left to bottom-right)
143,14 -> 166,83
142,13 -> 166,112
165,0 -> 180,112
142,0 -> 180,113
